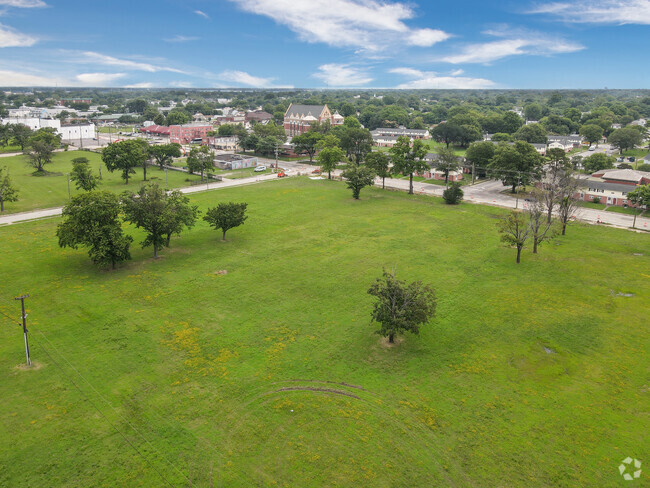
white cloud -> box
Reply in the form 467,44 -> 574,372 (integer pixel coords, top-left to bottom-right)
0,69 -> 59,85
75,72 -> 126,85
194,9 -> 209,19
390,67 -> 495,89
226,0 -> 450,51
0,0 -> 46,7
450,69 -> 464,76
125,82 -> 154,88
169,81 -> 194,88
79,51 -> 187,74
312,63 -> 373,86
164,35 -> 199,43
529,0 -> 650,24
440,30 -> 584,64
0,23 -> 36,47
217,70 -> 275,87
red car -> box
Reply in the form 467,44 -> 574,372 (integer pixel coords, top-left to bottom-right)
277,171 -> 287,178
312,168 -> 321,174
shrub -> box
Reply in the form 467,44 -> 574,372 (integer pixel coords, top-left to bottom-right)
593,197 -> 601,204
442,182 -> 464,204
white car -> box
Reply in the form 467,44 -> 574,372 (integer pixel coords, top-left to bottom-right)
254,165 -> 267,172
588,146 -> 595,151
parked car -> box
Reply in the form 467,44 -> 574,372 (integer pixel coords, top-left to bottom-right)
628,157 -> 635,162
617,157 -> 624,162
588,146 -> 595,151
254,165 -> 267,172
277,171 -> 287,178
312,168 -> 321,174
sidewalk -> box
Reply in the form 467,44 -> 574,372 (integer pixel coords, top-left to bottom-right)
0,172 -> 283,226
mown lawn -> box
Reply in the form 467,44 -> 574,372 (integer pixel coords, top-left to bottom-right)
0,178 -> 648,487
0,150 -> 204,214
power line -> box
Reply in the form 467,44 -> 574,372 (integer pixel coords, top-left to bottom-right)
32,337 -> 178,487
33,329 -> 189,486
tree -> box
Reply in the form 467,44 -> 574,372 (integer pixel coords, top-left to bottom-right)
149,143 -> 182,170
368,269 -> 437,344
526,190 -> 554,253
627,186 -> 650,228
337,126 -> 373,164
497,211 -> 531,264
240,133 -> 260,153
431,123 -> 462,148
56,191 -> 132,269
365,152 -> 391,189
10,124 -> 33,151
579,124 -> 604,146
502,111 -> 524,133
514,123 -> 548,144
186,145 -> 214,181
556,175 -> 581,235
203,202 -> 248,241
341,163 -> 375,199
121,183 -> 172,258
292,131 -> 323,163
166,110 -> 191,126
163,190 -> 199,246
153,113 -> 166,126
317,146 -> 345,179
524,103 -> 543,121
256,135 -> 281,156
126,99 -> 147,114
0,166 -> 18,212
389,136 -> 428,195
102,140 -> 148,184
70,157 -> 99,191
465,141 -> 495,179
434,147 -> 459,186
541,149 -> 571,223
608,127 -> 642,154
582,153 -> 616,173
489,141 -> 543,193
442,182 -> 463,204
24,128 -> 61,172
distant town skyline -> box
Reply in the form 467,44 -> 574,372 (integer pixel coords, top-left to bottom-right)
0,0 -> 648,89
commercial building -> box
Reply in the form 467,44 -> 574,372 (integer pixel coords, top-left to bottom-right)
169,123 -> 212,144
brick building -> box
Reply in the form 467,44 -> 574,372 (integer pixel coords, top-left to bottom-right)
577,169 -> 650,206
169,123 -> 212,144
283,104 -> 344,136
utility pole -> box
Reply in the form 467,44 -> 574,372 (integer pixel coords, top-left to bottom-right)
274,144 -> 279,173
14,294 -> 31,366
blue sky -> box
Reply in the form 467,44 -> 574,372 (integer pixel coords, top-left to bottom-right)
0,0 -> 648,89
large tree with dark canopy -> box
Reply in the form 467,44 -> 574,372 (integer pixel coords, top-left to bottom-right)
368,269 -> 437,344
203,202 -> 248,241
102,139 -> 148,184
389,136 -> 428,195
57,191 -> 132,269
489,141 -> 543,193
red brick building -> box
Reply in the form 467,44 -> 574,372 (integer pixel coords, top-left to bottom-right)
169,123 -> 212,144
577,169 -> 650,206
283,104 -> 344,136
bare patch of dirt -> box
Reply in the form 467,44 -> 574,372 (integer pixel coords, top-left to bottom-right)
214,270 -> 228,275
14,361 -> 44,372
379,336 -> 405,348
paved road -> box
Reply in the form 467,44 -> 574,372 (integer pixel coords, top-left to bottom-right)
0,171 -> 283,226
379,176 -> 649,231
2,164 -> 648,231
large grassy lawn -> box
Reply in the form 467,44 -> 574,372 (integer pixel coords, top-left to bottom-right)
0,151 -> 204,214
0,178 -> 648,487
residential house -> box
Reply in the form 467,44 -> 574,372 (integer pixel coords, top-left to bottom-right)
577,168 -> 650,206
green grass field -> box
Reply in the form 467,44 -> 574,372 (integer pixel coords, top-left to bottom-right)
0,178 -> 648,487
0,151 -> 204,214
